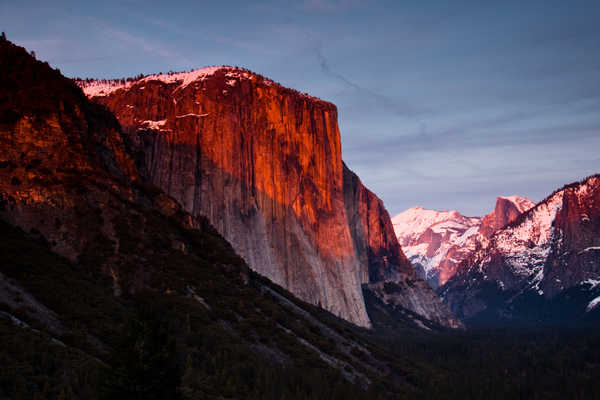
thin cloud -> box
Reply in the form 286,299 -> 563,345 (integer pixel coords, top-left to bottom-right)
313,43 -> 427,117
297,0 -> 367,12
101,26 -> 185,61
17,37 -> 126,68
134,14 -> 279,57
85,15 -> 192,67
347,118 -> 600,160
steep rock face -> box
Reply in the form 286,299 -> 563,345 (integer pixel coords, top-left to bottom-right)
479,196 -> 535,238
342,165 -> 462,328
78,68 -> 459,329
392,196 -> 533,288
542,177 -> 600,297
440,175 -> 600,324
343,163 -> 414,283
80,69 -> 369,327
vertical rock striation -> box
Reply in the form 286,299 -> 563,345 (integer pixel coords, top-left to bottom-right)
342,162 -> 415,284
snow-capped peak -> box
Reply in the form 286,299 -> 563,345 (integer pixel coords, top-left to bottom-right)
392,206 -> 482,287
392,194 -> 538,288
392,207 -> 479,247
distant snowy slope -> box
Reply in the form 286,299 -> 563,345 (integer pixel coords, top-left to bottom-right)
392,196 -> 534,288
392,207 -> 481,288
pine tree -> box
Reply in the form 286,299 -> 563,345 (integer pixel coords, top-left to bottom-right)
65,384 -> 79,400
99,305 -> 182,400
185,312 -> 191,333
182,354 -> 194,386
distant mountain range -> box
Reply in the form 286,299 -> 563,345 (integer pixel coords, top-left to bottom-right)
393,176 -> 600,326
392,196 -> 534,288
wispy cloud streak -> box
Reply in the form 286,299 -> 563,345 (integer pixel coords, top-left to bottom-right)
313,43 -> 427,117
297,0 -> 367,12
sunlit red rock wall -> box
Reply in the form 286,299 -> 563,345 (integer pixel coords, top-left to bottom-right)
94,70 -> 372,326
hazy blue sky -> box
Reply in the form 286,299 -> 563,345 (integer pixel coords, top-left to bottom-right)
2,0 -> 599,216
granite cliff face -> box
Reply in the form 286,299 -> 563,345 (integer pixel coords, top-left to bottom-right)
79,68 -> 459,328
343,164 -> 462,328
342,163 -> 414,284
479,196 -> 535,238
440,176 -> 600,325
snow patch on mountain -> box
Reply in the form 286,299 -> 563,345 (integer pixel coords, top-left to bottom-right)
175,113 -> 210,118
77,66 -> 280,97
78,66 -> 227,97
392,207 -> 479,247
587,296 -> 600,312
579,247 -> 600,254
141,119 -> 166,129
582,279 -> 600,289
